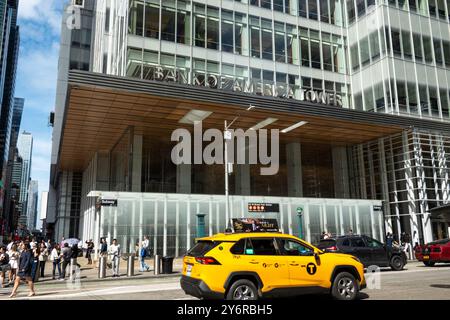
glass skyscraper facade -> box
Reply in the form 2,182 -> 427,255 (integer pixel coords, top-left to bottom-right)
49,0 -> 450,256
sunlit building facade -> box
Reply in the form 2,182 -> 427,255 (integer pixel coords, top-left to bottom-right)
48,0 -> 450,256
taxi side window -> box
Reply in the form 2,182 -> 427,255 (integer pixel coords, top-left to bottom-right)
278,239 -> 313,256
230,239 -> 246,254
247,238 -> 278,255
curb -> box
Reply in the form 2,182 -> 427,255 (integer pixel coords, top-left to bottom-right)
35,271 -> 182,286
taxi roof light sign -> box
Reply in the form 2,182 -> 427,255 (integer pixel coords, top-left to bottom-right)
231,218 -> 280,233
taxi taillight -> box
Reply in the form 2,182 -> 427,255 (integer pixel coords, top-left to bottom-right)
195,257 -> 221,265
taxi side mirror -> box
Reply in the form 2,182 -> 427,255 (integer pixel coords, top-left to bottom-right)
314,252 -> 321,266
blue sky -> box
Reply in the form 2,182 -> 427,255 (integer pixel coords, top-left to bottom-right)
16,0 -> 66,221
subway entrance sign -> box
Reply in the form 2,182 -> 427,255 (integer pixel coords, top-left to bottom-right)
248,203 -> 280,213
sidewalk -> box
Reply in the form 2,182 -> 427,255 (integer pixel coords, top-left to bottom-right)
34,257 -> 183,285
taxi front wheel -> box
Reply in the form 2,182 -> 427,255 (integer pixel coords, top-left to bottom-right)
226,279 -> 259,301
331,272 -> 359,301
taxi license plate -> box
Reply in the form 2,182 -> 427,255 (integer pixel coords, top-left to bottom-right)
186,264 -> 193,277
423,255 -> 430,260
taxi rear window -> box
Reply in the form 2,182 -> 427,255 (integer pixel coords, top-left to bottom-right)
187,241 -> 221,257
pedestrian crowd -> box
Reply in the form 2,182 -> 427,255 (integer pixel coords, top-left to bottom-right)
1,235 -> 154,298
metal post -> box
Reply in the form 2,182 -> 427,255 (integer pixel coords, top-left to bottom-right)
154,255 -> 160,275
127,254 -> 135,277
197,214 -> 206,238
69,258 -> 74,281
98,256 -> 106,279
225,120 -> 230,229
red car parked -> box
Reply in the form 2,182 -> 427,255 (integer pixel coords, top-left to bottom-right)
416,238 -> 450,266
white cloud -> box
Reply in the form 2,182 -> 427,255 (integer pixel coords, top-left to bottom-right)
18,0 -> 65,34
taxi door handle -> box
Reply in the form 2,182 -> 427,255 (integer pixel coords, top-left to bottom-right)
289,263 -> 299,266
249,261 -> 259,264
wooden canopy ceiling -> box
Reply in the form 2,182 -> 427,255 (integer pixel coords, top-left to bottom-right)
59,84 -> 404,172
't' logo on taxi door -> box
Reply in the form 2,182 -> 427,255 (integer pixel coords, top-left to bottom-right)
306,263 -> 317,275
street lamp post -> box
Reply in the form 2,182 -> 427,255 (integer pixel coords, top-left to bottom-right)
297,206 -> 304,239
224,106 -> 255,229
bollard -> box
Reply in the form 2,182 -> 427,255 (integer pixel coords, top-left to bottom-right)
69,258 -> 75,281
127,254 -> 135,277
154,255 -> 160,275
98,256 -> 107,279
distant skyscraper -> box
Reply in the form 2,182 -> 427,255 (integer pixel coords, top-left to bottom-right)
0,0 -> 19,241
3,96 -> 23,233
26,180 -> 38,231
17,131 -> 32,228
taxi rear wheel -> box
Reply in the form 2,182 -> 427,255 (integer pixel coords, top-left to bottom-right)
331,272 -> 358,301
226,279 -> 258,301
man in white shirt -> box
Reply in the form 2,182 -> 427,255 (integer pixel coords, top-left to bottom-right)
108,239 -> 121,277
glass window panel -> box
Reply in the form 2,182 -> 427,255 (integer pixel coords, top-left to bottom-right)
440,88 -> 449,118
275,32 -> 286,62
329,0 -> 336,24
313,78 -> 322,90
429,0 -> 437,17
194,13 -> 206,47
235,20 -> 247,56
261,0 -> 272,9
347,0 -> 356,24
356,0 -> 365,17
437,0 -> 447,19
145,3 -> 159,39
364,87 -> 374,112
385,27 -> 391,55
423,36 -> 433,63
322,42 -> 333,71
360,36 -> 370,66
397,81 -> 407,113
251,26 -> 261,58
429,87 -> 440,117
310,40 -> 321,69
409,0 -> 418,11
413,34 -> 423,62
287,25 -> 298,65
207,17 -> 219,50
374,82 -> 385,111
402,31 -> 412,60
273,0 -> 284,11
221,20 -> 234,53
369,30 -> 380,60
391,30 -> 401,57
350,43 -> 359,71
419,85 -> 429,115
434,39 -> 443,65
161,7 -> 176,42
320,0 -> 330,23
301,37 -> 310,67
302,77 -> 311,89
408,83 -> 419,114
177,10 -> 191,45
354,92 -> 363,111
299,0 -> 308,17
262,29 -> 274,60
309,0 -> 319,19
129,1 -> 144,36
442,41 -> 450,67
367,0 -> 376,9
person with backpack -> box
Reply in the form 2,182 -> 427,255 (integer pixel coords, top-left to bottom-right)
139,236 -> 150,272
60,243 -> 72,281
9,242 -> 35,298
0,246 -> 10,288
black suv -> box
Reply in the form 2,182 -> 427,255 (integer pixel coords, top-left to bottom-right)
317,235 -> 407,271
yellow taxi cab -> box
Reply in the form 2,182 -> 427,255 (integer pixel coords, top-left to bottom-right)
180,232 -> 366,300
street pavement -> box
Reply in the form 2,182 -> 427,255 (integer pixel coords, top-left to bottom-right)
0,260 -> 449,300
